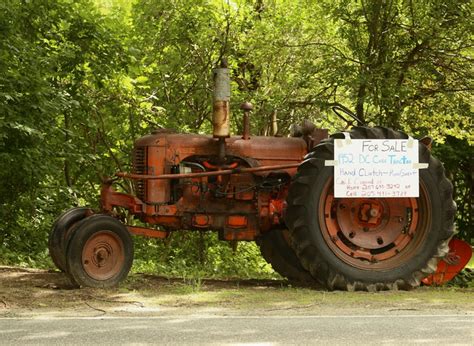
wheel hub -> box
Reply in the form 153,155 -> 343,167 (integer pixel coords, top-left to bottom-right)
92,242 -> 113,267
357,202 -> 382,225
82,231 -> 124,280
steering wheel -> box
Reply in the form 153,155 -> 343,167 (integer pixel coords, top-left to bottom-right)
330,103 -> 365,128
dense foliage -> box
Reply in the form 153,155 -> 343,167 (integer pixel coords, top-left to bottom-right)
0,0 -> 472,276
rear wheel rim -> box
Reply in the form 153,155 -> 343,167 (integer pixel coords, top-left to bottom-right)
319,178 -> 431,270
81,231 -> 125,280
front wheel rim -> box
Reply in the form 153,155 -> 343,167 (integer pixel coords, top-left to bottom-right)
81,230 -> 125,280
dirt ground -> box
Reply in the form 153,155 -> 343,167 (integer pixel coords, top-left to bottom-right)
1,266 -> 474,318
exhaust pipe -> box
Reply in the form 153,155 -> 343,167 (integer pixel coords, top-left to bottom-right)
212,59 -> 231,138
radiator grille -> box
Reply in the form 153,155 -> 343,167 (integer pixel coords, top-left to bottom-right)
132,146 -> 147,201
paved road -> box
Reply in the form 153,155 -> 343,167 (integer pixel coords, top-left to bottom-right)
0,314 -> 473,345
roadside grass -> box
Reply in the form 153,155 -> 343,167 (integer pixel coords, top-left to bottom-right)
120,274 -> 474,314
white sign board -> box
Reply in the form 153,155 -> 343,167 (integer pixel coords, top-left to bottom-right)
333,139 -> 419,198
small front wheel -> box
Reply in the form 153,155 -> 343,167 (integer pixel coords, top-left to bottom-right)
66,214 -> 134,288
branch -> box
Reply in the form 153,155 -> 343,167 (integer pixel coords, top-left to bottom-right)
397,40 -> 429,86
276,41 -> 362,65
401,86 -> 473,106
86,294 -> 144,307
217,4 -> 232,65
84,302 -> 106,315
287,85 -> 336,108
93,110 -> 125,173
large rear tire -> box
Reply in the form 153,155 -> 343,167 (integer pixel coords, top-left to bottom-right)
48,207 -> 93,271
257,229 -> 314,283
66,214 -> 134,288
285,126 -> 456,291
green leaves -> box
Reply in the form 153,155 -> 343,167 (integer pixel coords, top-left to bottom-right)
0,0 -> 130,266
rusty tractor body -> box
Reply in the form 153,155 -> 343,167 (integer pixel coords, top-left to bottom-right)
104,129 -> 326,241
49,61 -> 471,290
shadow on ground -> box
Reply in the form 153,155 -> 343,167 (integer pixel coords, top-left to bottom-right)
1,266 -> 473,318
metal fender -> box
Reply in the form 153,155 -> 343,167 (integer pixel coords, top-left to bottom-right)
422,238 -> 472,285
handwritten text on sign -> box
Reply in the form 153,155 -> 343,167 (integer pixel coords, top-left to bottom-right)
334,139 -> 419,198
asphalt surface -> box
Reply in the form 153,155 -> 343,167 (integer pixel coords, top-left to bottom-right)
0,314 -> 473,345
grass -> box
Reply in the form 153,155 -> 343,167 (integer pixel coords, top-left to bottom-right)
120,274 -> 474,314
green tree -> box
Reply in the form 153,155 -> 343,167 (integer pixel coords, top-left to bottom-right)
0,0 -> 131,264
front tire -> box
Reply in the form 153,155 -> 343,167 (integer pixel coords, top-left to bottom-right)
65,214 -> 134,288
285,127 -> 456,291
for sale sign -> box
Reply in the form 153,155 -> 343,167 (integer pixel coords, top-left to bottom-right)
332,138 -> 420,198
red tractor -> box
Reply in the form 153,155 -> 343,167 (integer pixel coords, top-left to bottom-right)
49,62 -> 471,290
